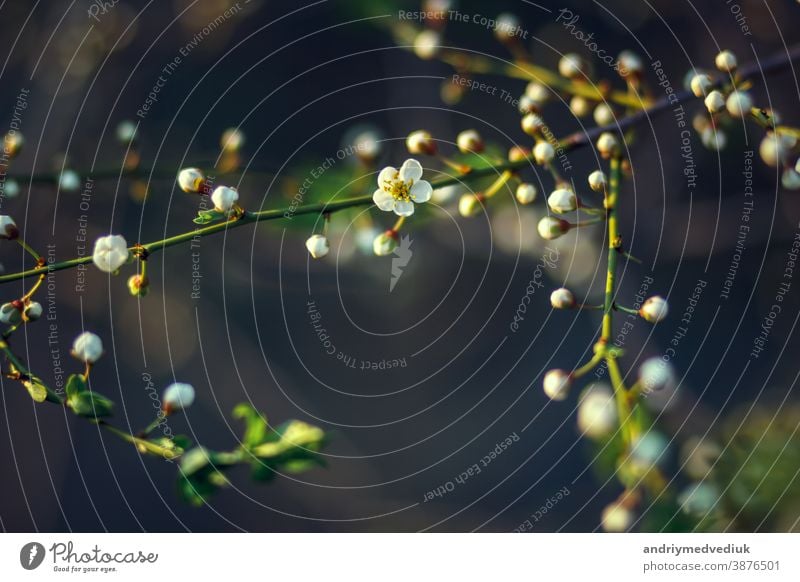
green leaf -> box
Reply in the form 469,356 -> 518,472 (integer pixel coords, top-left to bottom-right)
65,374 -> 87,399
23,379 -> 48,403
68,391 -> 114,418
193,209 -> 226,225
233,403 -> 269,449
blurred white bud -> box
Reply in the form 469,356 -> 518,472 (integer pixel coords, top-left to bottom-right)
690,74 -> 712,98
116,120 -> 137,145
714,50 -> 737,73
760,132 -> 796,167
373,231 -> 398,256
577,383 -> 618,439
305,234 -> 330,259
525,81 -> 549,104
701,127 -> 727,150
533,141 -> 555,164
178,168 -> 205,193
3,179 -> 20,199
601,503 -> 634,532
593,103 -> 614,126
456,129 -> 484,154
543,369 -> 572,401
508,145 -> 530,162
493,13 -> 520,41
515,183 -> 537,205
72,332 -> 103,363
588,170 -> 606,192
547,188 -> 577,213
558,53 -> 584,78
537,216 -> 570,240
704,90 -> 726,114
521,113 -> 544,136
413,30 -> 441,60
617,50 -> 643,77
4,131 -> 23,158
550,287 -> 575,309
458,193 -> 483,217
0,215 -> 19,240
725,91 -> 753,118
59,170 -> 81,192
221,127 -> 245,153
630,431 -> 670,468
638,356 -> 676,393
569,95 -> 591,117
640,295 -> 669,323
517,94 -> 538,116
211,186 -> 239,213
162,382 -> 196,413
0,302 -> 22,325
406,130 -> 437,155
596,132 -> 618,158
783,168 -> 800,190
24,301 -> 42,321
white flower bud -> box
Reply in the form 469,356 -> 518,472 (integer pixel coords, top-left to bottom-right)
515,183 -> 537,205
760,132 -> 796,167
406,130 -> 437,155
725,91 -> 753,117
525,81 -> 549,104
0,302 -> 22,325
508,146 -> 530,162
211,185 -> 239,213
678,482 -> 719,517
24,301 -> 42,321
714,50 -> 737,73
373,231 -> 398,256
630,431 -> 670,468
493,13 -> 520,41
431,184 -> 459,204
701,127 -> 727,151
640,295 -> 669,323
617,50 -> 643,77
547,188 -> 577,213
596,132 -> 618,158
550,287 -> 575,309
593,103 -> 614,126
558,53 -> 584,79
162,382 -> 196,412
92,234 -> 129,273
305,234 -> 330,259
537,216 -> 570,240
178,168 -> 205,193
72,332 -> 103,363
533,141 -> 555,165
690,74 -> 712,98
588,170 -> 607,192
543,369 -> 572,401
796,157 -> 800,174
517,94 -> 538,116
3,179 -> 20,199
116,120 -> 137,144
782,168 -> 800,190
569,95 -> 591,117
220,127 -> 245,153
352,130 -> 382,164
456,129 -> 484,154
601,503 -> 634,532
0,215 -> 19,240
577,383 -> 618,439
458,193 -> 483,217
638,357 -> 676,393
413,30 -> 440,60
521,113 -> 544,136
704,90 -> 726,114
59,170 -> 80,192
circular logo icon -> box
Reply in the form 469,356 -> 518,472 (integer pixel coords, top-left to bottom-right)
20,542 -> 46,570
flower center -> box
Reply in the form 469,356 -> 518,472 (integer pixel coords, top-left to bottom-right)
384,175 -> 412,202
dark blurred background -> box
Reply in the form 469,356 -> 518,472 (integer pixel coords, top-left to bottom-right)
0,0 -> 799,532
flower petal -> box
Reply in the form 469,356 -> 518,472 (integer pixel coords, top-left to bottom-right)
393,200 -> 415,216
373,188 -> 395,212
398,158 -> 423,182
410,179 -> 432,203
377,166 -> 397,187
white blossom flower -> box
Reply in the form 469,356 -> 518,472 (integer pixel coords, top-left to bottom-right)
178,168 -> 205,193
537,216 -> 570,240
533,141 -> 555,164
577,384 -> 618,439
601,503 -> 633,532
24,301 -> 42,321
726,91 -> 752,117
92,235 -> 129,273
211,185 -> 239,213
596,132 -> 618,158
550,287 -> 575,309
162,382 -> 196,412
413,30 -> 441,60
558,53 -> 584,78
221,127 -> 245,153
0,215 -> 19,240
638,357 -> 676,393
690,74 -> 712,98
515,183 -> 537,205
704,90 -> 726,114
548,188 -> 577,213
640,295 -> 669,323
456,129 -> 484,154
588,170 -> 607,191
72,332 -> 103,363
406,130 -> 437,155
373,159 -> 432,217
543,369 -> 572,401
714,50 -> 737,73
569,95 -> 591,117
373,231 -> 399,256
305,234 -> 330,259
593,103 -> 614,126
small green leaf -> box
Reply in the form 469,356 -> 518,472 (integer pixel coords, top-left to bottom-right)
66,374 -> 87,399
68,391 -> 114,418
193,209 -> 225,225
23,379 -> 48,403
233,403 -> 269,449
